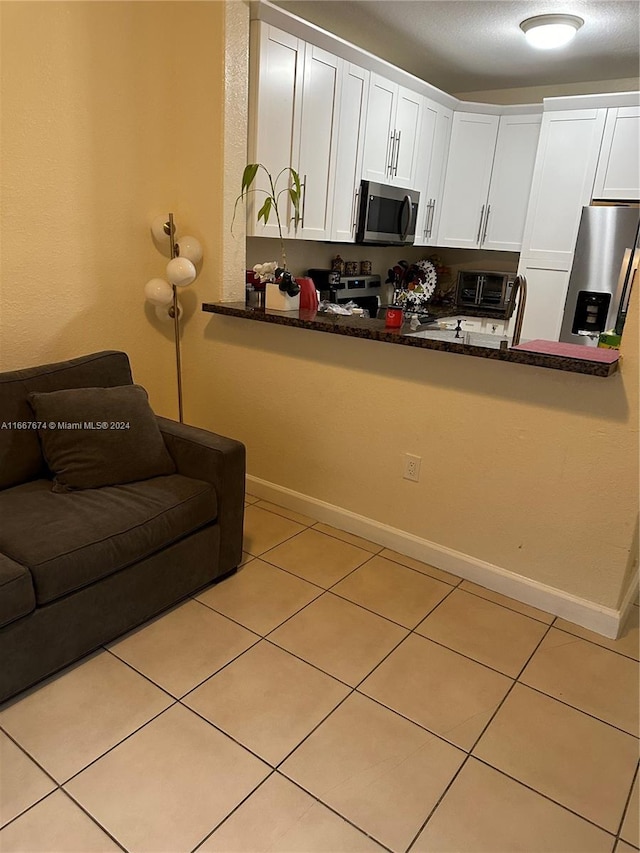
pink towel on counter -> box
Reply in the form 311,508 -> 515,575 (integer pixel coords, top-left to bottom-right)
511,339 -> 620,363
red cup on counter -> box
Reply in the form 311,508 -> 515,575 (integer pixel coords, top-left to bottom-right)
296,277 -> 319,311
385,306 -> 403,329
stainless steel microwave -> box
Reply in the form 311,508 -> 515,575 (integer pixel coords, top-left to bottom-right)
356,181 -> 419,246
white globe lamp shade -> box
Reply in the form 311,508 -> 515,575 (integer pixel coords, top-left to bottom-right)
520,14 -> 583,49
151,215 -> 175,243
166,256 -> 196,288
176,235 -> 203,265
144,277 -> 174,306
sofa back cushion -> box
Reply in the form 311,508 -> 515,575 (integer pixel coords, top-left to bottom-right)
0,351 -> 133,490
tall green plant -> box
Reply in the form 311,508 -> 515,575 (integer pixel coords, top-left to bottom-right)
233,164 -> 302,269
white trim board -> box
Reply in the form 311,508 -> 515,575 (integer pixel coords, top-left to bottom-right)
247,474 -> 630,639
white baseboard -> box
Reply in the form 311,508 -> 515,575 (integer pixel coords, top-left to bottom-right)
247,475 -> 627,639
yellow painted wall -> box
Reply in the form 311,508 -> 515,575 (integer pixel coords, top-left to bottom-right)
0,0 -> 225,419
2,1 -> 637,614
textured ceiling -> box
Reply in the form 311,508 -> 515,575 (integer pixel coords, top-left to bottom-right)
272,0 -> 640,93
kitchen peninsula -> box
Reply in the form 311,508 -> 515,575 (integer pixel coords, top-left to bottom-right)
201,301 -> 621,377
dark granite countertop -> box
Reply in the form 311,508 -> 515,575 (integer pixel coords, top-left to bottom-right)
201,302 -> 621,378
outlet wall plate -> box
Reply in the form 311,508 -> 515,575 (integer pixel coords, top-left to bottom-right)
404,453 -> 421,482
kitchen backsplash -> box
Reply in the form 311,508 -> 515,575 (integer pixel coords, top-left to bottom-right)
247,236 -> 519,302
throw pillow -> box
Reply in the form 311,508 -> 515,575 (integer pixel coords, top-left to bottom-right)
27,384 -> 176,491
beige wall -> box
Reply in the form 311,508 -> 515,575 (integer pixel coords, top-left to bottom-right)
455,77 -> 639,105
2,1 -> 637,614
0,0 -> 225,419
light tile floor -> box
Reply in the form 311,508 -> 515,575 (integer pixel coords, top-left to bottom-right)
1,497 -> 638,853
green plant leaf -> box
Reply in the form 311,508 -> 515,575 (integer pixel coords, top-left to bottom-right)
257,196 -> 272,224
241,163 -> 259,195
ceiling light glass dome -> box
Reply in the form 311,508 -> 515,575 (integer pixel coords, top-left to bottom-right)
520,14 -> 584,49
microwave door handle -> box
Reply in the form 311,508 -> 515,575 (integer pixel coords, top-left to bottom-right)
399,194 -> 412,242
475,275 -> 483,305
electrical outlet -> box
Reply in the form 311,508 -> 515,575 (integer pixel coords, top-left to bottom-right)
403,453 -> 421,482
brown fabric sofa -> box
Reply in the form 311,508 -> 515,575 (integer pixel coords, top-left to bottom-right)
0,351 -> 245,702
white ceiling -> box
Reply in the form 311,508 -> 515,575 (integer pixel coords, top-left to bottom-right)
272,0 -> 640,94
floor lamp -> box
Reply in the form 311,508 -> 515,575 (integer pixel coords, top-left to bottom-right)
144,214 -> 203,422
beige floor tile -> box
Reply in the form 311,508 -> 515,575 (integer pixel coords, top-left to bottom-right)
621,772 -> 639,847
255,499 -> 317,526
379,548 -> 461,586
555,606 -> 639,661
416,588 -> 549,676
473,683 -> 638,833
360,634 -> 512,750
0,651 -> 171,783
313,522 -> 383,554
196,559 -> 322,635
244,493 -> 259,504
0,733 -> 56,828
616,840 -> 639,853
280,692 -> 465,852
332,555 -> 453,628
459,579 -> 555,624
65,704 -> 269,853
269,593 -> 407,686
200,772 -> 385,852
412,757 -> 615,853
262,528 -> 371,588
0,790 -> 121,853
243,504 -> 305,556
184,641 -> 350,765
521,628 -> 639,736
107,600 -> 258,698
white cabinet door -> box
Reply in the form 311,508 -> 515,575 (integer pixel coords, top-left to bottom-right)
297,44 -> 342,241
330,63 -> 369,242
361,74 -> 424,189
482,114 -> 542,252
361,74 -> 396,184
393,86 -> 424,188
517,258 -> 571,343
414,100 -> 452,246
248,23 -> 303,240
437,112 -> 500,248
593,106 -> 640,200
519,108 -> 607,268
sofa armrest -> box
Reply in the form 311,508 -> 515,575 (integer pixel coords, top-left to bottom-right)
156,417 -> 245,576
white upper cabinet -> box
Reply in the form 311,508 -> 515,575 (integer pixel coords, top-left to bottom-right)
437,113 -> 499,248
437,112 -> 541,251
414,101 -> 453,247
593,106 -> 640,200
297,44 -> 342,241
361,74 -> 424,189
482,114 -> 542,252
330,63 -> 370,242
247,23 -> 303,240
519,108 -> 607,269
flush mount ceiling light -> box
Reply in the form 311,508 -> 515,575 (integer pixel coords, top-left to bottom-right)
520,14 -> 584,49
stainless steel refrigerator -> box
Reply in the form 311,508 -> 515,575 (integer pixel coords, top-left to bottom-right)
559,205 -> 640,346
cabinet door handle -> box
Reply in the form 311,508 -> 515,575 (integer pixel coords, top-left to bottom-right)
301,174 -> 307,229
352,187 -> 360,233
393,130 -> 401,176
481,204 -> 491,244
476,204 -> 485,244
427,199 -> 435,238
387,131 -> 396,177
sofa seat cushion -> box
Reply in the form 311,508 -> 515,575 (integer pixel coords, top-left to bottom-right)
0,476 -> 218,605
0,554 -> 36,627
